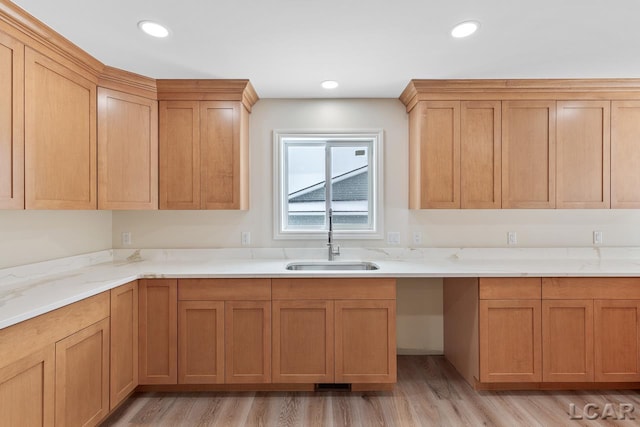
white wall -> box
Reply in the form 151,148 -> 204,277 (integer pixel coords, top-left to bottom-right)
0,210 -> 112,269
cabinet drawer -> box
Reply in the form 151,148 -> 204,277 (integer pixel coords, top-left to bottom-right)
178,278 -> 271,300
479,278 -> 541,299
272,278 -> 396,300
542,277 -> 640,299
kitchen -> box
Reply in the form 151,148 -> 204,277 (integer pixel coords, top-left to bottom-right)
2,0 -> 640,425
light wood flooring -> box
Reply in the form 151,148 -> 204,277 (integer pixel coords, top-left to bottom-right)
102,356 -> 640,426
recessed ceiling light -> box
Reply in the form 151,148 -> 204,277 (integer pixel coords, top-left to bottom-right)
321,80 -> 339,90
451,21 -> 479,38
138,20 -> 169,38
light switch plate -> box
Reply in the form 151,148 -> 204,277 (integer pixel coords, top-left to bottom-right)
593,230 -> 603,245
507,231 -> 517,246
387,232 -> 400,245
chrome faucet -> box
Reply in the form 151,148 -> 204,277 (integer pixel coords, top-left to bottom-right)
327,208 -> 340,261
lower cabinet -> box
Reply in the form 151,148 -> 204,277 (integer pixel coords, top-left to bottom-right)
445,276 -> 640,389
0,346 -> 55,427
177,279 -> 271,384
55,318 -> 110,427
110,281 -> 139,409
272,278 -> 397,384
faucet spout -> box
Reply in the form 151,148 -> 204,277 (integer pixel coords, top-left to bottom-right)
327,208 -> 340,261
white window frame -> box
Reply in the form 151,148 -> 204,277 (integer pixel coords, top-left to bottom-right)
273,130 -> 384,240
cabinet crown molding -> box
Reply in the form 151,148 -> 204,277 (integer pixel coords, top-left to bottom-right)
157,79 -> 259,111
400,79 -> 640,112
99,66 -> 158,100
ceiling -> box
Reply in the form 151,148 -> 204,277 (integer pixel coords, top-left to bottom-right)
11,0 -> 640,98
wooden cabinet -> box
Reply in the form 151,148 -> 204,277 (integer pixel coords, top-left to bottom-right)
611,101 -> 640,208
177,279 -> 271,384
542,300 -> 593,382
556,101 -> 610,208
0,31 -> 24,209
110,281 -> 138,410
97,87 -> 158,210
138,279 -> 177,385
55,318 -> 110,427
594,300 -> 640,382
272,278 -> 396,384
461,101 -> 502,208
0,346 -> 54,427
272,300 -> 334,383
408,100 -> 501,209
24,47 -> 97,209
158,80 -> 257,210
502,100 -> 556,208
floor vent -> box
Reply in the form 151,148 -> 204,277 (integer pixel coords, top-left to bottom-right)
314,383 -> 351,392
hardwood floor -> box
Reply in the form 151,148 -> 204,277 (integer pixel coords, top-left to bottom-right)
102,356 -> 640,426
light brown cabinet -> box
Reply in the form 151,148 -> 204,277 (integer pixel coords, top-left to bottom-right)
24,47 -> 97,209
110,281 -> 139,409
272,278 -> 397,385
0,345 -> 54,427
97,87 -> 158,210
409,100 -> 501,209
502,100 -> 556,208
177,279 -> 271,384
556,101 -> 610,208
138,279 -> 178,385
478,278 -> 542,383
158,81 -> 257,210
0,31 -> 24,209
55,318 -> 110,427
611,101 -> 640,208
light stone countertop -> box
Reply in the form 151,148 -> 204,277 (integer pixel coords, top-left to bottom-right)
2,247 -> 640,330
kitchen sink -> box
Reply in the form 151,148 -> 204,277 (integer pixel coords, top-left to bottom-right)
285,261 -> 380,271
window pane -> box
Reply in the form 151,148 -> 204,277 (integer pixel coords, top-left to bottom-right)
286,144 -> 325,227
330,145 -> 369,226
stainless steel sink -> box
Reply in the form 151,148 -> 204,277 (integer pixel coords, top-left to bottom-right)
285,261 -> 380,271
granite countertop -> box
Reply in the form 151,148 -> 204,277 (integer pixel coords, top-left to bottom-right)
2,247 -> 640,330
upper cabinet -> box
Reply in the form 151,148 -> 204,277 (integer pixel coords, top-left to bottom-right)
24,47 -> 97,209
98,67 -> 158,210
556,101 -> 610,208
0,31 -> 24,209
401,79 -> 640,210
502,100 -> 556,208
158,80 -> 257,210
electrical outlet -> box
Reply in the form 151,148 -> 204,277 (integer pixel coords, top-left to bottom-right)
121,232 -> 132,246
412,231 -> 422,245
593,230 -> 603,245
507,231 -> 517,246
387,232 -> 401,245
241,231 -> 251,246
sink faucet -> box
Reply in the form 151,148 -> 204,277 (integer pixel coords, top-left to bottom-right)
327,208 -> 340,261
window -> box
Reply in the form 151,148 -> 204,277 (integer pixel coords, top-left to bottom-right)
274,131 -> 383,239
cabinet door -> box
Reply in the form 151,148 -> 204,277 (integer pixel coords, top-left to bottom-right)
139,279 -> 177,384
502,101 -> 556,208
0,346 -> 54,427
335,300 -> 396,383
110,281 -> 138,410
556,101 -> 610,208
0,32 -> 24,210
225,301 -> 270,383
159,101 -> 200,209
55,318 -> 109,427
200,101 -> 247,210
272,300 -> 334,383
542,300 -> 593,382
461,101 -> 501,208
24,47 -> 96,209
611,101 -> 640,208
409,101 -> 460,209
178,301 -> 224,384
98,88 -> 158,210
594,300 -> 640,382
479,299 -> 542,382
